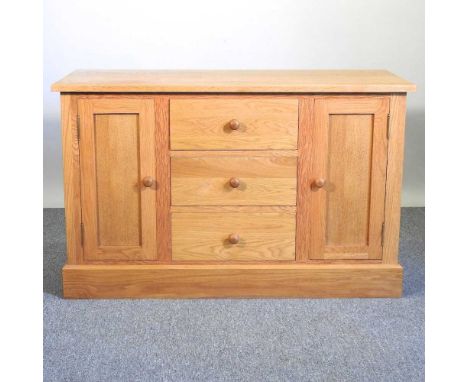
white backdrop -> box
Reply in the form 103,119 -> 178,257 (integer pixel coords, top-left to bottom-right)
43,0 -> 424,207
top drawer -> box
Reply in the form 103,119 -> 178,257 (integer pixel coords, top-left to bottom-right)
170,98 -> 298,150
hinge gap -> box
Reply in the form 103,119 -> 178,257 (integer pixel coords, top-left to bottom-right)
387,113 -> 390,139
80,222 -> 84,246
76,115 -> 80,142
381,222 -> 385,247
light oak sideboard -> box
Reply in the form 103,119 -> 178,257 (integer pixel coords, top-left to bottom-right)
52,70 -> 415,298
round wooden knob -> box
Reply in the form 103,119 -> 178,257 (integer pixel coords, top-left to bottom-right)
313,178 -> 326,188
229,177 -> 241,188
228,233 -> 240,244
229,119 -> 241,130
142,176 -> 154,187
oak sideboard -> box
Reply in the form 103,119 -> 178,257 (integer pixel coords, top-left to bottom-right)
52,70 -> 415,298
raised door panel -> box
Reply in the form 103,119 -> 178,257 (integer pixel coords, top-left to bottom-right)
309,97 -> 389,260
78,98 -> 157,261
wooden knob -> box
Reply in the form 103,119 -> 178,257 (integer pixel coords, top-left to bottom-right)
228,233 -> 240,244
142,176 -> 154,187
313,178 -> 326,188
229,177 -> 241,188
229,119 -> 241,130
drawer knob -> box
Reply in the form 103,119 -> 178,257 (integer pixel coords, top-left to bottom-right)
142,176 -> 154,187
229,119 -> 241,130
228,233 -> 240,244
313,178 -> 326,188
229,177 -> 241,188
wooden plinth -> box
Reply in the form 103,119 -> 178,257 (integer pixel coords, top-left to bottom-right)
62,263 -> 403,299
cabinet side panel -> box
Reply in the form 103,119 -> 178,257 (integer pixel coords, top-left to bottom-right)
383,95 -> 407,264
155,97 -> 171,261
61,94 -> 83,264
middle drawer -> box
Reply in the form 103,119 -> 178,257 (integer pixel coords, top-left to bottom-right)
171,155 -> 297,206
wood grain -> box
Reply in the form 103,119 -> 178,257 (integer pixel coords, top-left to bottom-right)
63,263 -> 403,298
170,98 -> 298,149
56,75 -> 410,298
171,206 -> 296,213
382,95 -> 407,264
326,114 -> 373,247
309,97 -> 389,260
60,94 -> 82,264
171,156 -> 297,205
170,150 -> 298,157
295,97 -> 314,262
52,70 -> 416,93
155,97 -> 171,261
94,114 -> 141,246
78,98 -> 157,261
172,212 -> 296,261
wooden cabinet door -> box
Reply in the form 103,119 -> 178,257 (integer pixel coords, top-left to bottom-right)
308,97 -> 389,260
78,98 -> 157,261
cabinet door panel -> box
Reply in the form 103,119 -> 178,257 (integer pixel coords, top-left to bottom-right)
326,114 -> 373,248
94,114 -> 141,246
309,97 -> 389,260
78,98 -> 157,261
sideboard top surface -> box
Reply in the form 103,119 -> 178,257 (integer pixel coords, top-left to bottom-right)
52,70 -> 416,93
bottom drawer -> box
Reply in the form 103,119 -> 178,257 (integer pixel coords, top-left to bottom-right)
172,211 -> 296,261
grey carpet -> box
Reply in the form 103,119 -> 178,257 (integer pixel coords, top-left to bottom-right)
43,208 -> 424,382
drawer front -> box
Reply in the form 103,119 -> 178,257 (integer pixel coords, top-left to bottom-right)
172,212 -> 296,261
170,98 -> 298,150
171,156 -> 297,205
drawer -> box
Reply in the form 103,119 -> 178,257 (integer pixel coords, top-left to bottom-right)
171,155 -> 297,205
170,98 -> 298,150
172,211 -> 296,261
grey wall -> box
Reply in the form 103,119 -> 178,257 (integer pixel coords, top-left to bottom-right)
44,0 -> 424,207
